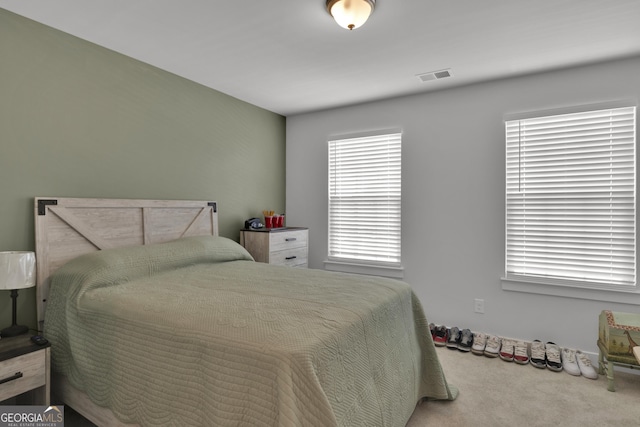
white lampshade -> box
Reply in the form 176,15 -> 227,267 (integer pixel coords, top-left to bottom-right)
326,0 -> 375,30
0,251 -> 36,290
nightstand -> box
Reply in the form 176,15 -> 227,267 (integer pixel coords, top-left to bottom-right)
0,335 -> 50,405
240,227 -> 308,267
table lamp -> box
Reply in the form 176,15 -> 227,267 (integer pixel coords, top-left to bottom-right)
0,251 -> 36,338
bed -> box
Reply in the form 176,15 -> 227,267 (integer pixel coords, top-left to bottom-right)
35,197 -> 456,427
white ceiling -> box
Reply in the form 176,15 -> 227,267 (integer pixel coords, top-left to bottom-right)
2,0 -> 640,116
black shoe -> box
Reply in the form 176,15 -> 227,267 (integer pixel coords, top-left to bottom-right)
446,327 -> 461,349
458,329 -> 474,352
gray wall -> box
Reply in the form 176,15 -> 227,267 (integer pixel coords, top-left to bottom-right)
0,9 -> 286,331
286,55 -> 640,354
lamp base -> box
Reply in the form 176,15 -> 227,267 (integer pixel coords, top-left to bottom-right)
0,324 -> 29,338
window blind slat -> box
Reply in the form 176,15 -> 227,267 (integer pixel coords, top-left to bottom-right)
505,106 -> 636,287
329,133 -> 402,264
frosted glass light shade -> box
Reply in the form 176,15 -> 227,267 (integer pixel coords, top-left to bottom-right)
0,251 -> 36,290
326,0 -> 375,30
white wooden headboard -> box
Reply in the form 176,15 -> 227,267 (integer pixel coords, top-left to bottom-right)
34,197 -> 219,329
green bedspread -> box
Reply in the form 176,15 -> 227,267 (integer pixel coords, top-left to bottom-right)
44,236 -> 456,426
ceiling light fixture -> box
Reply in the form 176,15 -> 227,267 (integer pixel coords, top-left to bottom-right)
326,0 -> 376,31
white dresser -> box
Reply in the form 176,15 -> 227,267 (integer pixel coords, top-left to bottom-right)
240,227 -> 308,268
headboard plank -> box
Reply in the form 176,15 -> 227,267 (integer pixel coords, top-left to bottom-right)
34,198 -> 219,329
48,207 -> 115,250
181,207 -> 210,238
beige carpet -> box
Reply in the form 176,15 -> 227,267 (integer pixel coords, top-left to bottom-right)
407,346 -> 640,427
62,346 -> 640,426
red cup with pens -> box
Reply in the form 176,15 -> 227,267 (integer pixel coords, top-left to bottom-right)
263,210 -> 274,228
264,211 -> 285,228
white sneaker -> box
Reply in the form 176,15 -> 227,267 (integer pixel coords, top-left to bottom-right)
484,335 -> 501,358
513,341 -> 529,364
576,351 -> 598,379
472,332 -> 487,355
561,348 -> 581,376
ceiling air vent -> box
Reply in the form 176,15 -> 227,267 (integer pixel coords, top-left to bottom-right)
416,69 -> 452,82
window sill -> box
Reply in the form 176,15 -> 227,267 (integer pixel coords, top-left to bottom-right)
324,259 -> 404,279
501,276 -> 640,305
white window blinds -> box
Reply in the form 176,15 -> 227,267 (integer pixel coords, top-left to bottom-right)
505,106 -> 636,288
328,133 -> 401,265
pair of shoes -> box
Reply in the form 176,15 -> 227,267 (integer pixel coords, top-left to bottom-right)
433,325 -> 448,346
484,335 -> 501,357
562,348 -> 581,376
513,341 -> 529,364
530,340 -> 546,368
458,329 -> 474,352
471,332 -> 487,355
499,339 -> 516,361
443,326 -> 474,352
545,342 -> 563,372
447,327 -> 461,349
561,348 -> 599,379
576,351 -> 598,379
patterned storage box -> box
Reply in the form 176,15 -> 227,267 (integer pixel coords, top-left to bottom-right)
598,310 -> 640,366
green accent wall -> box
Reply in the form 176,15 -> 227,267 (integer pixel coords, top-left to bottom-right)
0,9 -> 286,332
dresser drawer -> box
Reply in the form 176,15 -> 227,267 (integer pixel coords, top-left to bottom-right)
270,247 -> 308,267
269,229 -> 308,252
0,350 -> 46,401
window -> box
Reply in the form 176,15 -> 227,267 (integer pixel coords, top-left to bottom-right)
505,106 -> 636,291
327,132 -> 402,275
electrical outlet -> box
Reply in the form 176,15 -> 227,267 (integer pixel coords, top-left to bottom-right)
474,298 -> 485,314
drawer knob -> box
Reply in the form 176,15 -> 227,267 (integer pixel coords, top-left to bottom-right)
285,238 -> 297,242
0,372 -> 23,385
285,256 -> 298,260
